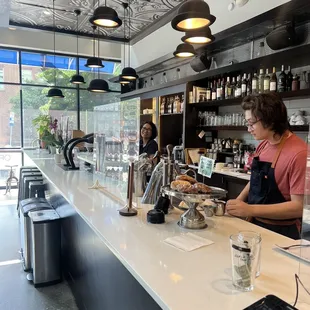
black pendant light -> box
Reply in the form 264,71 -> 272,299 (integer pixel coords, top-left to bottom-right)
47,0 -> 64,98
70,10 -> 85,84
171,0 -> 216,32
181,27 -> 215,44
121,1 -> 138,81
173,43 -> 196,58
88,28 -> 110,93
85,25 -> 104,68
89,0 -> 122,28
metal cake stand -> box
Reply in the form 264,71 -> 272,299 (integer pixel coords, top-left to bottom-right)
162,185 -> 227,230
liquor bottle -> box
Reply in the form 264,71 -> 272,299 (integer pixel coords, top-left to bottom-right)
231,77 -> 236,98
174,95 -> 181,113
263,69 -> 270,92
235,75 -> 242,98
241,73 -> 247,97
211,81 -> 217,100
180,94 -> 184,113
166,97 -> 170,114
258,69 -> 265,93
270,67 -> 277,92
278,65 -> 286,92
247,73 -> 252,95
252,72 -> 259,94
216,78 -> 222,100
170,96 -> 174,113
225,76 -> 232,99
286,66 -> 293,91
221,77 -> 225,100
206,81 -> 211,101
292,74 -> 300,91
160,97 -> 166,115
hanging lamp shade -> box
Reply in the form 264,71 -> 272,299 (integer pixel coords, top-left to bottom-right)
46,88 -> 64,98
171,0 -> 216,32
181,27 -> 215,44
89,6 -> 122,28
119,75 -> 131,84
173,43 -> 196,58
85,57 -> 104,68
70,74 -> 86,84
88,79 -> 110,93
121,67 -> 138,80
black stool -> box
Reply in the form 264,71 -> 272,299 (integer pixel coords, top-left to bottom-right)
23,176 -> 43,200
29,180 -> 48,199
18,171 -> 42,202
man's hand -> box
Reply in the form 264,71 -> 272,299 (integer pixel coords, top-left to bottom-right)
226,199 -> 253,218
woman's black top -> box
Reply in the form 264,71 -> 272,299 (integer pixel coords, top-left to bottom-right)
139,139 -> 158,156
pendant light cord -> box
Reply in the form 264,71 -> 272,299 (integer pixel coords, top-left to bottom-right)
124,4 -> 126,68
97,28 -> 100,78
76,13 -> 79,57
53,0 -> 56,86
128,0 -> 131,67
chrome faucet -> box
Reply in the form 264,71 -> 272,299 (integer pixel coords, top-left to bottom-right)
31,138 -> 40,148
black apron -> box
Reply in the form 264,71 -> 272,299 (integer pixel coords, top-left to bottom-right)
248,135 -> 300,240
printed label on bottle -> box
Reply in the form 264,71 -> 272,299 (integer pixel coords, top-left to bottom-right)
263,80 -> 270,91
236,88 -> 242,97
212,92 -> 216,100
216,88 -> 222,98
270,82 -> 276,91
252,80 -> 257,90
206,90 -> 211,100
241,84 -> 246,93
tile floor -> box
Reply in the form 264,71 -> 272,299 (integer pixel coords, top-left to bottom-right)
0,189 -> 78,310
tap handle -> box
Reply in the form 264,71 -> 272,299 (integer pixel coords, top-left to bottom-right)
166,144 -> 173,160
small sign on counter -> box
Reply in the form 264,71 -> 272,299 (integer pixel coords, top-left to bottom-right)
198,156 -> 215,178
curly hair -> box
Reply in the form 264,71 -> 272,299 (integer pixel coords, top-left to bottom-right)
140,121 -> 158,140
241,93 -> 289,136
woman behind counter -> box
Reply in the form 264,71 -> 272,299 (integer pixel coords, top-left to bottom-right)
139,121 -> 158,157
227,93 -> 307,239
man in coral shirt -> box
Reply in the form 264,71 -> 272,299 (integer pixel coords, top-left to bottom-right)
227,93 -> 307,239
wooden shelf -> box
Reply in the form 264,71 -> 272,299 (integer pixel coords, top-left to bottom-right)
192,89 -> 310,108
197,125 -> 309,131
160,113 -> 183,116
140,113 -> 154,116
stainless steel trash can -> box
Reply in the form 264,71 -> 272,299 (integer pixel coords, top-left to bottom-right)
28,210 -> 61,287
19,198 -> 53,271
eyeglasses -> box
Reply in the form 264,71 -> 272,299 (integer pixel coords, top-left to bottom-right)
142,127 -> 152,132
245,119 -> 260,129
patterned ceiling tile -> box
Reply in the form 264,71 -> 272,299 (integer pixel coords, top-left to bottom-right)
9,0 -> 184,41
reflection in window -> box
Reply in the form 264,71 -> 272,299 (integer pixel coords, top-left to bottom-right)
0,68 -> 4,90
0,49 -> 19,83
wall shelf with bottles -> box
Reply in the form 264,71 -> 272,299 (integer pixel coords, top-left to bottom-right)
192,88 -> 310,109
196,125 -> 309,132
160,113 -> 183,116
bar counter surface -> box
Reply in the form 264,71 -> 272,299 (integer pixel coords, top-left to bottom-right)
24,149 -> 304,310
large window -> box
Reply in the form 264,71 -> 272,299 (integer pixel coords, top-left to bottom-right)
0,47 -> 120,149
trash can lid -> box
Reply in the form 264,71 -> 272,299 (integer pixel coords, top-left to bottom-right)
21,202 -> 53,216
29,209 -> 60,223
19,197 -> 47,208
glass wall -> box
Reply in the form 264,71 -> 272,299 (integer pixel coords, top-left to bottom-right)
0,47 -> 120,150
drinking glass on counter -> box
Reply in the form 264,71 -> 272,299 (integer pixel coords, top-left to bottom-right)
230,231 -> 261,291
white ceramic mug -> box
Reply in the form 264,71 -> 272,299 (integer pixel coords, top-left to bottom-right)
54,153 -> 62,164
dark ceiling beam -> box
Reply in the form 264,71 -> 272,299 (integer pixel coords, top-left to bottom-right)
8,21 -> 128,43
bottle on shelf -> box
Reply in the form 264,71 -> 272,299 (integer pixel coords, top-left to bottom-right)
263,69 -> 270,92
231,77 -> 236,98
257,41 -> 265,57
258,69 -> 265,93
286,66 -> 293,91
160,97 -> 166,115
180,94 -> 184,113
252,72 -> 259,94
235,75 -> 242,98
170,96 -> 174,113
225,76 -> 232,99
270,67 -> 277,92
292,74 -> 300,91
221,77 -> 226,100
241,73 -> 247,97
173,95 -> 181,113
206,81 -> 211,101
247,73 -> 252,96
278,65 -> 287,92
216,78 -> 222,100
211,81 -> 217,100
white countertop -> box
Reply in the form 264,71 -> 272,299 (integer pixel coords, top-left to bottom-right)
24,150 -> 309,310
77,152 -> 96,165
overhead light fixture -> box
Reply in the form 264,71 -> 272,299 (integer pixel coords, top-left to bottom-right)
121,1 -> 138,81
119,76 -> 130,85
85,26 -> 104,68
181,27 -> 215,44
88,27 -> 110,93
43,10 -> 52,16
8,27 -> 16,31
47,0 -> 64,98
89,0 -> 122,28
87,79 -> 110,93
70,10 -> 85,85
171,0 -> 216,32
173,43 -> 196,58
